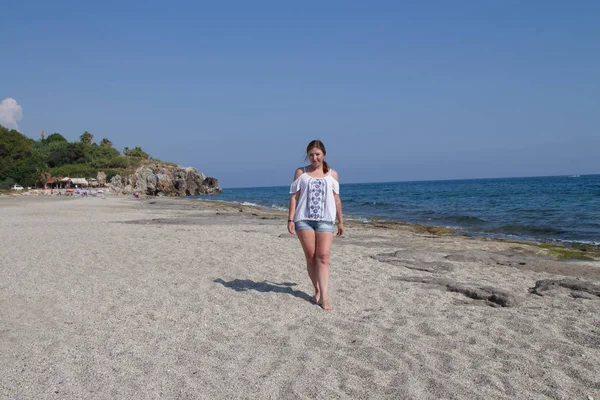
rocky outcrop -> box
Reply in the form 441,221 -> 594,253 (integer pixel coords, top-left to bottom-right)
108,165 -> 222,197
97,171 -> 107,186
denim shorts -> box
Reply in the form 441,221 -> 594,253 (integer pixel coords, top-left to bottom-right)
295,220 -> 334,233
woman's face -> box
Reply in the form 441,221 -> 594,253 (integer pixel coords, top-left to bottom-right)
308,147 -> 325,168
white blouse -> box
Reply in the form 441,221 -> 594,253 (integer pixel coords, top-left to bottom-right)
290,172 -> 340,222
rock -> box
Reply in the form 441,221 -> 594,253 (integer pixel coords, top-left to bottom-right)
108,175 -> 123,194
172,168 -> 188,196
571,291 -> 597,300
133,167 -> 158,195
529,278 -> 600,299
97,171 -> 107,186
446,283 -> 516,307
393,276 -> 519,307
107,165 -> 221,197
157,173 -> 176,196
200,177 -> 222,194
170,166 -> 204,196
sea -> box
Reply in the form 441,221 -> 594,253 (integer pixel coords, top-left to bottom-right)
193,174 -> 600,245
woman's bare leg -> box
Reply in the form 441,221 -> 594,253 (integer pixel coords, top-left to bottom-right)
296,229 -> 320,302
315,231 -> 334,310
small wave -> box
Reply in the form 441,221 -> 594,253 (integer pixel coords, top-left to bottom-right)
193,198 -> 225,202
455,216 -> 486,223
442,224 -> 464,230
195,198 -> 273,210
270,204 -> 287,211
346,216 -> 370,223
370,218 -> 395,223
551,238 -> 600,247
240,201 -> 261,207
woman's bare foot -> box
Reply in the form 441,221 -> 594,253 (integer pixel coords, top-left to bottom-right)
311,290 -> 320,305
319,301 -> 333,311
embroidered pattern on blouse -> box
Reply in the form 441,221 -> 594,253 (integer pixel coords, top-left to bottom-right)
307,178 -> 326,219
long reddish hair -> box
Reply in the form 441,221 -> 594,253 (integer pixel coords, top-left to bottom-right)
305,140 -> 329,173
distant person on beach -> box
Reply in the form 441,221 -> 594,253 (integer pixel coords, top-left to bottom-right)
288,140 -> 344,311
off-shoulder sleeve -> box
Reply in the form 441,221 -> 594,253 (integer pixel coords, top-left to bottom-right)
290,177 -> 301,194
331,177 -> 340,194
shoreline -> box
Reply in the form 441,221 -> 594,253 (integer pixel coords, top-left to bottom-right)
190,196 -> 600,261
4,191 -> 600,260
193,175 -> 600,246
192,196 -> 600,248
6,186 -> 600,247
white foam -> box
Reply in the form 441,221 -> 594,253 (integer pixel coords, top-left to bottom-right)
346,216 -> 369,223
241,201 -> 261,207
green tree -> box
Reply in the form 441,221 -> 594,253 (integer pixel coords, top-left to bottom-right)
0,124 -> 36,186
45,133 -> 68,144
124,146 -> 149,159
36,165 -> 51,187
69,142 -> 91,164
99,138 -> 113,148
0,124 -> 34,160
47,141 -> 71,167
80,131 -> 94,144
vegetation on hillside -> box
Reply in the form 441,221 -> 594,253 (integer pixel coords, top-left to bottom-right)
0,124 -> 156,189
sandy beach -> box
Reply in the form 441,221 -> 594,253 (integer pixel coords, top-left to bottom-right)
1,195 -> 599,399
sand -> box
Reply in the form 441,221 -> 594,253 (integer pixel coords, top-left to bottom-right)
1,195 -> 599,399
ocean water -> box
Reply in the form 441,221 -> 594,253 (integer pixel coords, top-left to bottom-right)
193,174 -> 600,245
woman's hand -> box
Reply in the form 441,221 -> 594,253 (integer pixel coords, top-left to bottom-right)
288,220 -> 295,235
337,221 -> 344,236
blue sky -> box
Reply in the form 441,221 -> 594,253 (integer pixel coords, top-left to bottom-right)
2,1 -> 599,188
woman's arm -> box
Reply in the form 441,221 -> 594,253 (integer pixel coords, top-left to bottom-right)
288,168 -> 303,234
331,169 -> 344,236
334,193 -> 344,236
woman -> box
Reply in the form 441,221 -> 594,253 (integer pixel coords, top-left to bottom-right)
288,140 -> 344,310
